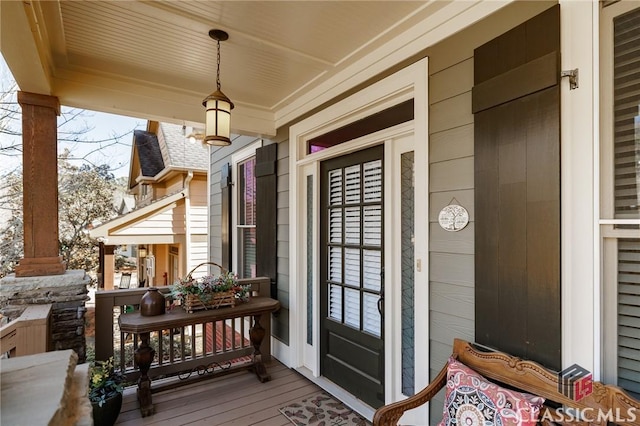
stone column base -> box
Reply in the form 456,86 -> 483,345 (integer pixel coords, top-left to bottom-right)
0,270 -> 89,361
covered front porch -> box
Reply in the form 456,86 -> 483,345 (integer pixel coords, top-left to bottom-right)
1,0 -> 624,425
116,360 -> 321,426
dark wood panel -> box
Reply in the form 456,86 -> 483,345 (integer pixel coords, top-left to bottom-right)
474,5 -> 559,85
474,5 -> 560,370
256,144 -> 278,299
497,92 -> 528,359
308,100 -> 412,153
327,330 -> 381,379
497,181 -> 528,357
474,108 -> 500,348
525,88 -> 561,203
497,24 -> 527,79
472,52 -> 558,113
525,5 -> 561,63
323,352 -> 384,409
525,87 -> 561,369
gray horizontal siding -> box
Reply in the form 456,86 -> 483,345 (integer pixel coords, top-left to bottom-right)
424,3 -> 555,422
428,36 -> 475,426
275,139 -> 290,343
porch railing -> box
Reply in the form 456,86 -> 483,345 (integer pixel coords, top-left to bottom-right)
94,277 -> 272,383
0,304 -> 52,357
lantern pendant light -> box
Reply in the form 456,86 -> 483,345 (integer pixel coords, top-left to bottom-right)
203,29 -> 234,146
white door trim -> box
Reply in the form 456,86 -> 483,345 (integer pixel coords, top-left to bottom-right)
288,58 -> 428,418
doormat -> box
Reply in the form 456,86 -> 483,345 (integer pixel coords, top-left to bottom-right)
279,392 -> 371,426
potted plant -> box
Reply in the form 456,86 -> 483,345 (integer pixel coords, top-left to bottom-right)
170,266 -> 251,313
89,357 -> 127,426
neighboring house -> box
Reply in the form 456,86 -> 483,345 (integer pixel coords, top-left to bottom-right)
90,121 -> 209,289
4,2 -> 640,424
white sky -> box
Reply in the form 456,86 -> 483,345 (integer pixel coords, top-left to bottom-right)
0,55 -> 145,178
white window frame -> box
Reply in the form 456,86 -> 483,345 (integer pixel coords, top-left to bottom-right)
231,140 -> 262,277
600,0 -> 640,386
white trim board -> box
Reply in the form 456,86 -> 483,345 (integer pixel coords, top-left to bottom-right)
288,58 -> 429,422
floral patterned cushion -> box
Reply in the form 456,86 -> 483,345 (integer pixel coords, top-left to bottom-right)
438,358 -> 545,426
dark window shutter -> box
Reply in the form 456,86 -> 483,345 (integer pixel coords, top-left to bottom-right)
255,144 -> 278,299
220,162 -> 232,271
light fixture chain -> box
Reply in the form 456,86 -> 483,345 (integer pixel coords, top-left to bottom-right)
216,39 -> 221,91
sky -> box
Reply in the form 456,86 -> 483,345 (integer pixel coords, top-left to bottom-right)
0,54 -> 145,178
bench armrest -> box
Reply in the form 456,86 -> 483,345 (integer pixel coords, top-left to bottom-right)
373,361 -> 449,425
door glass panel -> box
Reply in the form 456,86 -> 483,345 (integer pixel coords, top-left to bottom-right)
401,151 -> 415,396
344,288 -> 361,329
344,248 -> 360,287
330,208 -> 342,243
307,175 -> 314,345
363,206 -> 382,246
345,165 -> 361,203
329,170 -> 342,205
364,160 -> 383,202
363,250 -> 382,291
345,207 -> 361,244
329,247 -> 342,282
363,292 -> 382,337
329,284 -> 343,322
324,152 -> 383,333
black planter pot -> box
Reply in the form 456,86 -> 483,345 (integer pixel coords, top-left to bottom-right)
92,393 -> 123,426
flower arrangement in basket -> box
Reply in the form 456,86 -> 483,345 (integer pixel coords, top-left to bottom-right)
170,262 -> 251,313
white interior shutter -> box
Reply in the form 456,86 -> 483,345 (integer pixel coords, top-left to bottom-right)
618,238 -> 640,398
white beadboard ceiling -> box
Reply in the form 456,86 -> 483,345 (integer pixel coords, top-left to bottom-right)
1,0 -> 502,136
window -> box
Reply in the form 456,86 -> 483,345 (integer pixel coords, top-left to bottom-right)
601,2 -> 640,398
231,140 -> 261,278
169,246 -> 179,284
237,156 -> 257,278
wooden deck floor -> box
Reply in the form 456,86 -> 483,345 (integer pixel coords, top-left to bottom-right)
115,361 -> 322,426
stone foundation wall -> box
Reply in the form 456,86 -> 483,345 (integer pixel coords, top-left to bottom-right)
0,270 -> 89,362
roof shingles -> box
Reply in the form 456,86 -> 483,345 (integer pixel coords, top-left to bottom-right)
134,130 -> 164,177
159,123 -> 208,171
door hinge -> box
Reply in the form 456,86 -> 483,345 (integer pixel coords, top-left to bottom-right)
561,68 -> 579,90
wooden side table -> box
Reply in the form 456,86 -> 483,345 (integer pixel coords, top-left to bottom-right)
119,297 -> 280,417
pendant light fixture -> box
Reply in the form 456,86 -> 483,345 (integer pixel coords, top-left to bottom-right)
203,29 -> 234,146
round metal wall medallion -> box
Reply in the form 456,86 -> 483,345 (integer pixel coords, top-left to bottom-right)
438,204 -> 469,232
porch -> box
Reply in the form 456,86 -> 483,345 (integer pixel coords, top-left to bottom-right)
115,360 -> 321,426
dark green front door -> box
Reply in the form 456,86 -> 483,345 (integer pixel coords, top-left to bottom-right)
320,144 -> 385,408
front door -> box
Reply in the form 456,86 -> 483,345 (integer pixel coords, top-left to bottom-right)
320,144 -> 385,408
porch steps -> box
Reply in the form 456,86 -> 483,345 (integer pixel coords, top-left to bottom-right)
0,349 -> 92,425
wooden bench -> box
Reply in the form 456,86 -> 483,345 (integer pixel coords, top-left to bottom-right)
374,339 -> 640,425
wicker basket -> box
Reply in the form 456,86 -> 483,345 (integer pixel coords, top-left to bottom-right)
183,291 -> 235,313
178,262 -> 236,313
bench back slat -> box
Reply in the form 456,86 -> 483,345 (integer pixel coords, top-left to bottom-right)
454,339 -> 640,425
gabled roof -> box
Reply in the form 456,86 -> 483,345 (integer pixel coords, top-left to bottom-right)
89,191 -> 186,245
128,122 -> 208,188
158,123 -> 208,171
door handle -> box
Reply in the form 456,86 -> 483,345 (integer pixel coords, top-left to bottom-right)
378,268 -> 385,316
377,294 -> 384,316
